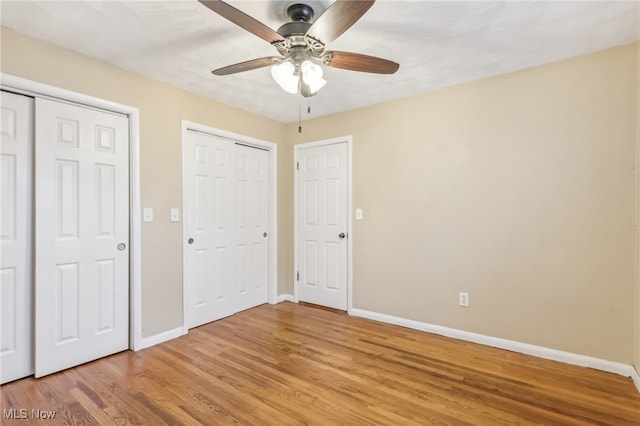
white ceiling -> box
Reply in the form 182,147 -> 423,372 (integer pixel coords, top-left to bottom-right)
1,1 -> 639,123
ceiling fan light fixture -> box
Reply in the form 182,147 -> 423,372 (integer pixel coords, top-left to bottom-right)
271,61 -> 299,94
301,60 -> 327,94
301,60 -> 322,80
306,76 -> 327,94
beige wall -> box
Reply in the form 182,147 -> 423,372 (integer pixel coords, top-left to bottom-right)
0,27 -> 289,338
286,44 -> 637,364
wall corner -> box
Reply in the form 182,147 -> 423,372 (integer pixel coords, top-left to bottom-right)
634,40 -> 640,376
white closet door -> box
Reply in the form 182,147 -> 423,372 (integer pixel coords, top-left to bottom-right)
235,145 -> 269,312
184,132 -> 237,328
0,91 -> 33,384
184,131 -> 270,328
34,98 -> 129,378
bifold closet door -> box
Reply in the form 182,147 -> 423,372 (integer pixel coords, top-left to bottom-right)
34,98 -> 130,378
1,91 -> 33,384
184,131 -> 269,329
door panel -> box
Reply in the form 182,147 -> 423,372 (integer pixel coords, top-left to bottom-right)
35,98 -> 129,378
185,132 -> 236,327
0,91 -> 33,384
298,142 -> 348,310
235,145 -> 269,312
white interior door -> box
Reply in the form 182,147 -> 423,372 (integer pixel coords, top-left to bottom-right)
1,91 -> 33,384
34,98 -> 129,378
297,142 -> 348,310
235,145 -> 269,312
184,131 -> 270,328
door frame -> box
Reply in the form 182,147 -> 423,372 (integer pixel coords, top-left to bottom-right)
0,73 -> 144,350
293,136 -> 353,312
180,120 -> 278,329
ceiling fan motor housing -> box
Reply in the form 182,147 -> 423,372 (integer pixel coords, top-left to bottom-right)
276,3 -> 325,59
276,21 -> 312,39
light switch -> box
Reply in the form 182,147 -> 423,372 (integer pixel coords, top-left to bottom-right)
355,208 -> 363,220
143,208 -> 153,223
170,208 -> 180,223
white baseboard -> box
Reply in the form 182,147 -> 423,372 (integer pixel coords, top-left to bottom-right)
350,308 -> 633,378
273,293 -> 297,304
632,365 -> 640,392
136,326 -> 187,351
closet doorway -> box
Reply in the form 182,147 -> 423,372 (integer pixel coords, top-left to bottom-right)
1,77 -> 141,383
182,121 -> 277,329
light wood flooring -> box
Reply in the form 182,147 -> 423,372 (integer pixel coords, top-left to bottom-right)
2,302 -> 639,425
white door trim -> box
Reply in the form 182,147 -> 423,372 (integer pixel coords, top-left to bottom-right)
180,120 -> 278,330
1,73 -> 143,350
294,136 -> 353,312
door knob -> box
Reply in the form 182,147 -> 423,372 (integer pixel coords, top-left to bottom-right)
117,243 -> 126,251
338,233 -> 346,239
263,232 -> 267,238
187,238 -> 194,244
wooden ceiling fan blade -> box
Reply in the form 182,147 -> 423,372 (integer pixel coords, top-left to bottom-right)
198,0 -> 284,44
212,57 -> 282,76
325,51 -> 399,74
305,0 -> 375,44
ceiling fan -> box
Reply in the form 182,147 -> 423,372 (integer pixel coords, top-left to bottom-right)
198,0 -> 399,97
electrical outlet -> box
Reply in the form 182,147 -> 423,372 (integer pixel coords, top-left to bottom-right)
459,292 -> 469,307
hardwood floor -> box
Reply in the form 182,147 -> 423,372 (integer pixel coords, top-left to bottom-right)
2,302 -> 639,425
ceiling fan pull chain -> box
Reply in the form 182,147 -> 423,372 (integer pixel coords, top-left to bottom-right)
298,101 -> 303,133
308,99 -> 311,114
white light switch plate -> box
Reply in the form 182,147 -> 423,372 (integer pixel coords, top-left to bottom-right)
355,208 -> 363,220
170,208 -> 180,222
143,208 -> 153,223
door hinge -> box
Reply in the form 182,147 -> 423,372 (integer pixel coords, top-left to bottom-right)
296,162 -> 299,170
297,271 -> 299,281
